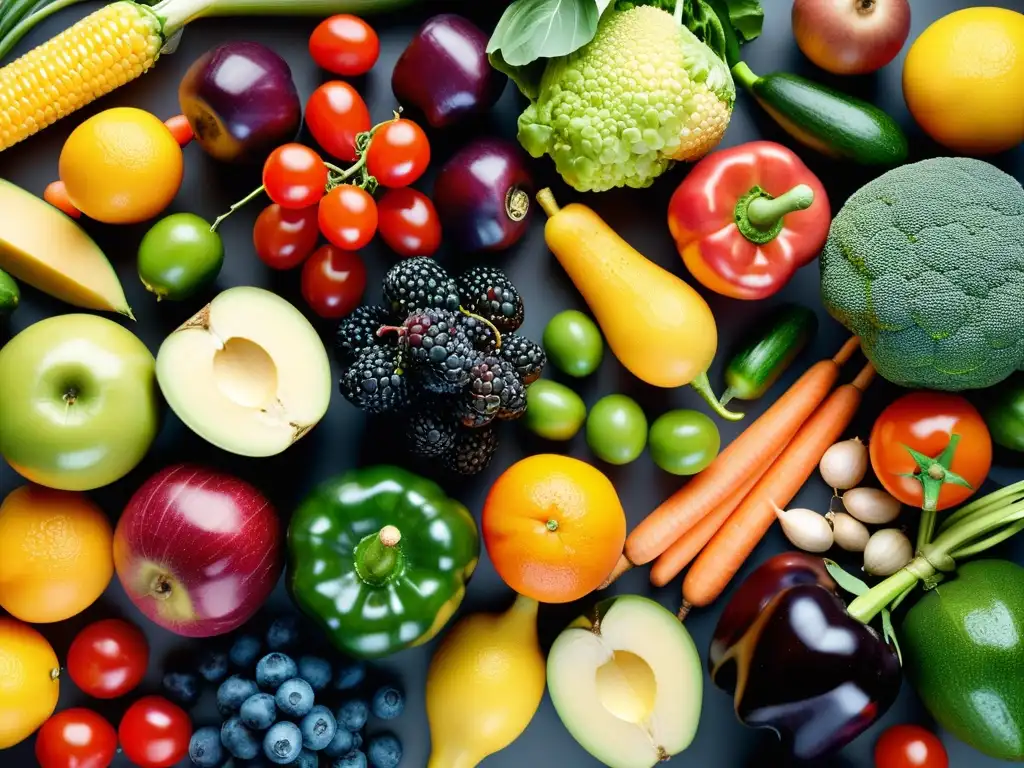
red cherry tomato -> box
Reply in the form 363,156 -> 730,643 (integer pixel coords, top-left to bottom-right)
118,696 -> 191,768
365,119 -> 430,188
263,144 -> 329,209
305,81 -> 371,163
318,185 -> 378,251
253,203 -> 320,270
163,114 -> 194,147
869,392 -> 992,512
67,619 -> 149,700
301,245 -> 367,319
875,724 -> 948,768
377,188 -> 442,257
36,709 -> 117,768
309,14 -> 380,76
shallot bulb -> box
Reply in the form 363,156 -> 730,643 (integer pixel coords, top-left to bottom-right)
774,503 -> 834,553
819,437 -> 868,490
863,529 -> 913,576
842,487 -> 902,525
826,511 -> 870,552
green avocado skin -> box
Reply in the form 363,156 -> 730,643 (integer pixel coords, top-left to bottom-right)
902,559 -> 1024,760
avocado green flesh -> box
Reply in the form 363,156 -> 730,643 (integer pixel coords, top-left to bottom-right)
902,559 -> 1024,760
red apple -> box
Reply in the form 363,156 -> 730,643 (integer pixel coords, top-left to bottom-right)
792,0 -> 911,75
114,465 -> 282,637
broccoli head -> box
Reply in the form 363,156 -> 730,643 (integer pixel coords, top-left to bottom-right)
516,5 -> 734,193
820,157 -> 1024,391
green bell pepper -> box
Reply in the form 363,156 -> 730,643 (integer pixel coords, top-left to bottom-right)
287,465 -> 479,659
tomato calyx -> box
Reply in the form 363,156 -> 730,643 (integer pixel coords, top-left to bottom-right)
900,432 -> 974,514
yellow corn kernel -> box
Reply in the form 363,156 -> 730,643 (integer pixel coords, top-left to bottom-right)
0,2 -> 163,152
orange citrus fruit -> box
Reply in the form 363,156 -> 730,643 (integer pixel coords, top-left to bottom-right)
59,107 -> 183,223
0,618 -> 60,749
482,454 -> 626,603
903,7 -> 1024,154
0,485 -> 114,623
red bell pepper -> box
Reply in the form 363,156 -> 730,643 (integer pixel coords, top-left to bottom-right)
668,141 -> 831,300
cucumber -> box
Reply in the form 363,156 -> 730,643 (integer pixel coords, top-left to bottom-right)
0,268 -> 17,316
732,62 -> 908,166
721,304 -> 817,406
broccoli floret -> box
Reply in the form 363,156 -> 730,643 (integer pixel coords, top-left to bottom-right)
820,157 -> 1024,391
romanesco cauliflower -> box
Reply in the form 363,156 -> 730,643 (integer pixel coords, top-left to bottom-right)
517,5 -> 735,193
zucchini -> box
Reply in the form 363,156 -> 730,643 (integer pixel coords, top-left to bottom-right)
721,304 -> 818,406
732,62 -> 908,165
0,268 -> 17,316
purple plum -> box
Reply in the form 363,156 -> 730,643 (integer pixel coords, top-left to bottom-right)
432,139 -> 534,252
179,42 -> 301,164
392,14 -> 507,128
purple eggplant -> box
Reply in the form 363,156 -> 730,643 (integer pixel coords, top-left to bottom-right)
432,139 -> 534,253
392,14 -> 507,128
179,42 -> 301,164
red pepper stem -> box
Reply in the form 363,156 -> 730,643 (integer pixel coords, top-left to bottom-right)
690,371 -> 744,421
745,184 -> 815,231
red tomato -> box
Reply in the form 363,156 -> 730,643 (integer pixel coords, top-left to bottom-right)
263,144 -> 329,209
875,724 -> 948,768
377,188 -> 442,257
318,185 -> 378,251
36,709 -> 117,768
43,180 -> 80,219
301,245 -> 367,319
305,82 -> 371,163
365,119 -> 430,188
67,619 -> 149,700
118,696 -> 191,768
869,392 -> 992,512
309,14 -> 380,76
253,203 -> 320,270
163,115 -> 194,147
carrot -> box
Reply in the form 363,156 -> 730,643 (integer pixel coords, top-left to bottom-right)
623,336 -> 860,567
599,554 -> 634,589
680,362 -> 876,614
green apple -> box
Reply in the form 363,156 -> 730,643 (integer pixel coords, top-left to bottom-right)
0,314 -> 160,491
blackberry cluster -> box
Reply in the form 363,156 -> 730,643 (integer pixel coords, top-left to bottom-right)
336,258 -> 545,476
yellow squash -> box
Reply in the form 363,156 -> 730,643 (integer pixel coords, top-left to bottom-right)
537,189 -> 739,420
426,594 -> 546,768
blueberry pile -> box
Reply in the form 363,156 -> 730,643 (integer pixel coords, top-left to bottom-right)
336,259 -> 545,475
173,616 -> 405,768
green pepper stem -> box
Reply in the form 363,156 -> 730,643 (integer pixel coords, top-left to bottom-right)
691,371 -> 744,421
746,184 -> 815,230
355,526 -> 404,586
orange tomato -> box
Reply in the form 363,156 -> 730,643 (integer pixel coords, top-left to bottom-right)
869,392 -> 992,512
0,618 -> 60,749
0,486 -> 114,623
482,455 -> 626,603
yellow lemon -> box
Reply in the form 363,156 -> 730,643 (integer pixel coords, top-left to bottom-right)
59,107 -> 183,224
903,7 -> 1024,155
0,618 -> 59,749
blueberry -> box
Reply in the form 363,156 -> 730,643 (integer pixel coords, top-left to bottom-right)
276,678 -> 315,719
189,726 -> 225,768
350,731 -> 363,751
198,649 -> 230,683
240,692 -> 278,731
217,675 -> 260,716
221,716 -> 261,760
297,655 -> 332,691
367,733 -> 402,768
333,661 -> 366,691
323,725 -> 355,758
256,653 -> 298,691
266,615 -> 300,651
263,721 -> 302,764
290,748 -> 319,768
336,700 -> 369,733
370,686 -> 404,720
299,704 -> 337,751
162,670 -> 200,707
330,750 -> 368,768
230,634 -> 263,668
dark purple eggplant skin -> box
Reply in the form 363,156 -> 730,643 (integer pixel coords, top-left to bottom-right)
391,14 -> 507,128
432,138 -> 534,253
179,42 -> 301,164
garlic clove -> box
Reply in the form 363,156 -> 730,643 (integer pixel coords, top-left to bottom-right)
842,487 -> 902,525
826,511 -> 870,553
774,503 -> 834,553
819,437 -> 868,490
863,529 -> 913,576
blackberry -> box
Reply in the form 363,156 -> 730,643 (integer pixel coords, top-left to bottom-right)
499,334 -> 546,384
385,309 -> 475,393
466,356 -> 525,421
340,347 -> 410,413
383,258 -> 459,315
460,314 -> 498,354
335,306 -> 393,364
458,266 -> 524,332
444,427 -> 499,475
406,406 -> 459,458
453,391 -> 495,429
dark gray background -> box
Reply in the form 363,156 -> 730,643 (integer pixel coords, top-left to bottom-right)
2,0 -> 1023,766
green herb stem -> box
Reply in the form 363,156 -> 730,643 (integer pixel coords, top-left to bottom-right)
0,0 -> 86,60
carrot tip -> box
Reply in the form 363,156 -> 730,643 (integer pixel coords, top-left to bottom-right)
677,601 -> 693,622
598,554 -> 634,589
